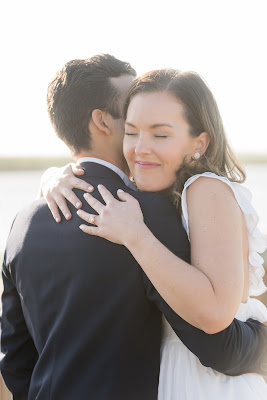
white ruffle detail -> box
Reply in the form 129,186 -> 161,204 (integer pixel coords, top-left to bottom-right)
236,297 -> 267,322
181,172 -> 267,299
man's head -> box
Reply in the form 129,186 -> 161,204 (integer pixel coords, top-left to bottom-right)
47,54 -> 136,168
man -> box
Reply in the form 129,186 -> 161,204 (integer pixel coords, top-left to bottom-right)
1,54 -> 267,400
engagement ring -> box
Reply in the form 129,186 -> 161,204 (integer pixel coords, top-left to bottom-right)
89,216 -> 96,225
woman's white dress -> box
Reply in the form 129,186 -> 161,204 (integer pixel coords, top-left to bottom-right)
158,172 -> 267,399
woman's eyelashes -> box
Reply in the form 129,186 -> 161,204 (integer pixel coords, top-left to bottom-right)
125,132 -> 168,138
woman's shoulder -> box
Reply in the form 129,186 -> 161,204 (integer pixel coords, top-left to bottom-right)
185,173 -> 236,202
180,173 -> 241,238
184,172 -> 232,189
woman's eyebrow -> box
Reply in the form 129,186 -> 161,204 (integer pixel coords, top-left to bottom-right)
125,121 -> 136,127
150,123 -> 173,129
125,122 -> 173,129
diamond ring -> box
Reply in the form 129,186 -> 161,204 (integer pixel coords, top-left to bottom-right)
89,215 -> 96,225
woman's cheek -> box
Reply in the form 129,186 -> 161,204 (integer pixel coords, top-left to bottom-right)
123,142 -> 134,165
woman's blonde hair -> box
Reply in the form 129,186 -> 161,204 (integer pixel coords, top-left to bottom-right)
123,69 -> 246,209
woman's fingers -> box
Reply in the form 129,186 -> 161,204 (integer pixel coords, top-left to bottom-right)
77,209 -> 98,225
79,224 -> 99,236
60,187 -> 83,209
71,163 -> 94,192
83,193 -> 105,214
69,176 -> 95,193
117,189 -> 136,203
46,197 -> 62,223
52,194 -> 72,220
72,163 -> 85,176
97,184 -> 116,204
77,210 -> 100,237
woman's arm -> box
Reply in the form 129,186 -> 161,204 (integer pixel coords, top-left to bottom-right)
78,178 -> 245,334
38,163 -> 94,222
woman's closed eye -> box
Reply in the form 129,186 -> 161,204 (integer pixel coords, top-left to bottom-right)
125,132 -> 168,138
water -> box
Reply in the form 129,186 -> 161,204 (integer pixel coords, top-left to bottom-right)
0,165 -> 266,252
0,170 -> 43,251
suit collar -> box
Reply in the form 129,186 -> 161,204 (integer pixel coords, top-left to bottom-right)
78,159 -> 137,190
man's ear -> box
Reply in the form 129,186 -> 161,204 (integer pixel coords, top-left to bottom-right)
195,132 -> 210,156
91,109 -> 111,135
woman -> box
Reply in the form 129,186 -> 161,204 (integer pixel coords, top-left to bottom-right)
42,69 -> 267,398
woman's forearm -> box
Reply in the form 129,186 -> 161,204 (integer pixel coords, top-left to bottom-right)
79,183 -> 244,334
125,225 -> 231,334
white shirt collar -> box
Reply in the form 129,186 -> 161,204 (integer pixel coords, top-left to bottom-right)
77,157 -> 137,191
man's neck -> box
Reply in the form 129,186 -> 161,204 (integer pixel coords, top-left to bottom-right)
74,151 -> 129,176
74,155 -> 137,191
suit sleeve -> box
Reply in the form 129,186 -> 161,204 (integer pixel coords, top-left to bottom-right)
1,253 -> 38,399
141,194 -> 267,376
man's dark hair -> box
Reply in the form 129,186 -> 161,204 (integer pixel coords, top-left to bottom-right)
47,54 -> 136,154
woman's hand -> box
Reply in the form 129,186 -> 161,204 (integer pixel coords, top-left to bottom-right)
40,163 -> 95,222
77,185 -> 145,245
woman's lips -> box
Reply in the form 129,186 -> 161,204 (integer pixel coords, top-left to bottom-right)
135,161 -> 161,169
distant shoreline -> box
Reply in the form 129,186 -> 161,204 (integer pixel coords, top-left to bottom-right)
0,154 -> 267,171
0,157 -> 72,171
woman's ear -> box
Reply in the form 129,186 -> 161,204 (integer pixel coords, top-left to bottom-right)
195,132 -> 210,156
91,109 -> 111,135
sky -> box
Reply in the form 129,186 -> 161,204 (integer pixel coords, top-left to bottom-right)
1,0 -> 267,158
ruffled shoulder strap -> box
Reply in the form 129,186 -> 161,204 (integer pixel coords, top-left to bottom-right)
181,172 -> 267,297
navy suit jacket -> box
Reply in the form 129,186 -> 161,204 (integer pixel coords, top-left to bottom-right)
1,162 -> 267,400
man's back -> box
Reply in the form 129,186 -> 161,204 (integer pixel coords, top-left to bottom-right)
2,164 -> 171,400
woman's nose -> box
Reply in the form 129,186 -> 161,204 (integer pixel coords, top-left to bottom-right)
135,135 -> 151,155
